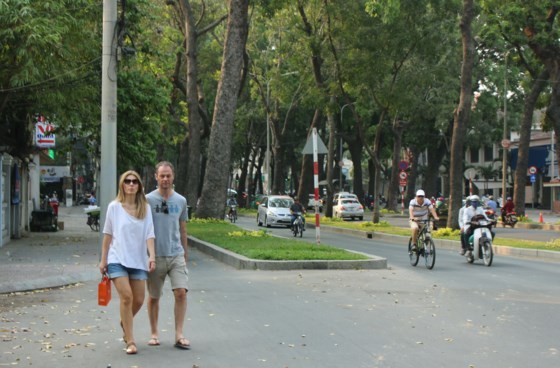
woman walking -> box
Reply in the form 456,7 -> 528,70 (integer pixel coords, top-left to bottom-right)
99,170 -> 156,355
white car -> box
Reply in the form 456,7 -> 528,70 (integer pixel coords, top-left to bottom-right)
333,198 -> 364,221
333,192 -> 358,203
307,194 -> 323,212
257,195 -> 295,228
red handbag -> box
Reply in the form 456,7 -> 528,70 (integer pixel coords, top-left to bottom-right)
98,274 -> 111,306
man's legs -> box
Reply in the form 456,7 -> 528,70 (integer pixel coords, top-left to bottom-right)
173,288 -> 189,347
147,296 -> 160,345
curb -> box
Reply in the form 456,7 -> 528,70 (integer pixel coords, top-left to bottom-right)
189,236 -> 388,270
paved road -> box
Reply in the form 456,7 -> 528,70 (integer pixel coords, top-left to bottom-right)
1,212 -> 559,367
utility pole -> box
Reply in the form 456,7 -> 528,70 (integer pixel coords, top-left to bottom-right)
100,0 -> 118,233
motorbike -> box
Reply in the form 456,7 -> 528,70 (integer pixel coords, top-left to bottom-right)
291,212 -> 304,238
502,211 -> 518,228
484,208 -> 497,229
466,214 -> 495,266
227,204 -> 238,223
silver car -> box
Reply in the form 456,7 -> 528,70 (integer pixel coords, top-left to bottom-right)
333,198 -> 364,221
257,195 -> 295,228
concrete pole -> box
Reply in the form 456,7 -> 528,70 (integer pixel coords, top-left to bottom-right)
100,0 -> 118,234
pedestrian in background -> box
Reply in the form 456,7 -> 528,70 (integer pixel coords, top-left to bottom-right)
146,161 -> 191,350
98,170 -> 156,355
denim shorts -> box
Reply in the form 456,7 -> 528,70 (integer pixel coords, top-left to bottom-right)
107,263 -> 148,280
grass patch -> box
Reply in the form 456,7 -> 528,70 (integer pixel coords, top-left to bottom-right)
219,212 -> 560,252
188,219 -> 369,261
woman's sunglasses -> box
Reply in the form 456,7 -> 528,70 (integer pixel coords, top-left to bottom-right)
124,179 -> 139,185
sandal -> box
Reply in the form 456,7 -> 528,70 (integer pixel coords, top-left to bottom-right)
148,337 -> 160,346
174,337 -> 190,350
126,342 -> 137,355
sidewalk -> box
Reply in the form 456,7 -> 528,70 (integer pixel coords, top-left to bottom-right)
0,205 -> 100,294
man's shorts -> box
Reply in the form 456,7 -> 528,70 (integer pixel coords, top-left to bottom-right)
147,255 -> 189,298
409,219 -> 421,230
107,263 -> 148,280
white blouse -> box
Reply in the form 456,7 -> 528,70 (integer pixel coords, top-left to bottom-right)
103,201 -> 155,271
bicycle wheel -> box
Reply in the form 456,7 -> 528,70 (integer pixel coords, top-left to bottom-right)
482,240 -> 493,267
424,238 -> 436,270
298,222 -> 303,238
408,238 -> 419,266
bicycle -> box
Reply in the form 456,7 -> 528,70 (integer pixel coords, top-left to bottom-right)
408,218 -> 436,270
291,212 -> 304,238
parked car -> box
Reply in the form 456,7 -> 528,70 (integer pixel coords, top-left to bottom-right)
307,194 -> 323,212
257,195 -> 295,228
333,198 -> 364,221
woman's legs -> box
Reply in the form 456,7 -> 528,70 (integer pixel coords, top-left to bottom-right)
113,277 -> 146,353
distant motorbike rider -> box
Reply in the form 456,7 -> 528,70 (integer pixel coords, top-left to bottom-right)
290,197 -> 306,231
501,196 -> 515,223
461,195 -> 492,255
458,197 -> 472,255
227,195 -> 238,218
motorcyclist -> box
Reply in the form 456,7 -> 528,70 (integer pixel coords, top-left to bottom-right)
458,196 -> 472,255
501,196 -> 514,223
462,195 -> 492,255
408,189 -> 439,252
290,197 -> 306,231
227,194 -> 238,218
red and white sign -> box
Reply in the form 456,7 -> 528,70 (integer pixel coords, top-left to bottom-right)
528,166 -> 537,175
399,170 -> 407,186
35,118 -> 56,148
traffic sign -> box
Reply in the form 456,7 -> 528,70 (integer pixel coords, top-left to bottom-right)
528,166 -> 537,175
35,121 -> 56,148
398,160 -> 409,171
399,171 -> 408,180
399,179 -> 407,187
501,139 -> 511,149
530,174 -> 536,183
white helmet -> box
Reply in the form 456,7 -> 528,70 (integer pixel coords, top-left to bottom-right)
469,195 -> 480,202
416,189 -> 425,197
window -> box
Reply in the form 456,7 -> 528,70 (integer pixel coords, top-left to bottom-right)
470,148 -> 479,163
484,146 -> 494,162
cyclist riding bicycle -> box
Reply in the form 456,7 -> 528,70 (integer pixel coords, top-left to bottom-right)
290,197 -> 306,231
409,189 -> 439,252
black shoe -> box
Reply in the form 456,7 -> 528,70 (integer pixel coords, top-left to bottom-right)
460,249 -> 466,256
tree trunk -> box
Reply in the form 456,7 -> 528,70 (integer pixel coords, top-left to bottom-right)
447,0 -> 475,230
387,119 -> 404,212
406,145 -> 421,200
347,133 -> 364,205
513,69 -> 549,217
196,0 -> 249,219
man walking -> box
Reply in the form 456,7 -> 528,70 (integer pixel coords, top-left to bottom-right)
146,161 -> 191,350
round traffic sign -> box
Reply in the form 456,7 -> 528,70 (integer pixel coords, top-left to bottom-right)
528,166 -> 537,175
501,139 -> 511,149
398,160 -> 409,171
399,171 -> 408,180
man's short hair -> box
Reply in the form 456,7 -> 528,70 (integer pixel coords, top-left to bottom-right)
155,161 -> 175,174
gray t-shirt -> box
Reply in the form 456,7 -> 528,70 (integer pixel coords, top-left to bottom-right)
146,190 -> 188,257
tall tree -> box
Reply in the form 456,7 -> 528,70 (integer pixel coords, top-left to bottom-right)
448,0 -> 476,229
197,0 -> 249,219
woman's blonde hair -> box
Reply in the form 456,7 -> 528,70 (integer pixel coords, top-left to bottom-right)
116,170 -> 148,219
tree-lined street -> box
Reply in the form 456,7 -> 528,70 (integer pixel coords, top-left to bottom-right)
1,211 -> 559,367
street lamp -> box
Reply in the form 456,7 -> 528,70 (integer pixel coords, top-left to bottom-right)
339,103 -> 355,191
501,50 -> 512,201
